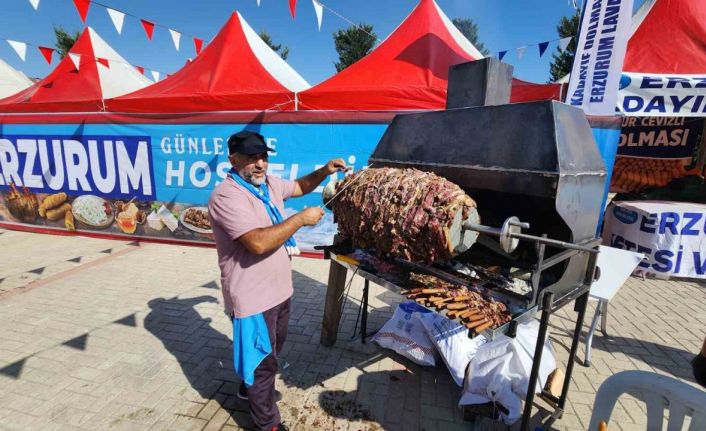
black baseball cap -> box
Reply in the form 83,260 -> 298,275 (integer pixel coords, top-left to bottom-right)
227,131 -> 274,155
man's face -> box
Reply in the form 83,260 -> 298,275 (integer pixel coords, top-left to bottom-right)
230,152 -> 268,186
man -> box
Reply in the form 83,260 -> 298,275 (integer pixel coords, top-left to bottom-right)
208,130 -> 348,431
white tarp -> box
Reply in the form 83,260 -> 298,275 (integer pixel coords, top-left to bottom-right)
567,0 -> 634,115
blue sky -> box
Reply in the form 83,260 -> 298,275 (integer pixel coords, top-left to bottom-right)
0,0 -> 646,85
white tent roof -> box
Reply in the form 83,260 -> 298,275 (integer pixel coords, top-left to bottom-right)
0,58 -> 32,98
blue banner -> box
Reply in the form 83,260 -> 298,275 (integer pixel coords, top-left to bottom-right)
0,122 -> 388,250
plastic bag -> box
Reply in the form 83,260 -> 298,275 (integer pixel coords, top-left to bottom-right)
417,312 -> 487,386
372,301 -> 438,366
459,320 -> 556,425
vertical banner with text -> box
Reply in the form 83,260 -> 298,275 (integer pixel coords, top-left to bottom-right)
567,0 -> 634,115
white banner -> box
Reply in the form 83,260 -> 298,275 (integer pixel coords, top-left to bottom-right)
603,201 -> 706,279
618,72 -> 706,117
567,0 -> 633,115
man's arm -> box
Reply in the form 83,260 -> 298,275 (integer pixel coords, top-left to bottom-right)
238,207 -> 323,255
293,158 -> 349,197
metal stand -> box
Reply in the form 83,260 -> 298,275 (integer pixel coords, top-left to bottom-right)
350,279 -> 373,344
518,291 -> 590,431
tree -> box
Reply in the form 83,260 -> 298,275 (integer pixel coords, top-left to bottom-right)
54,26 -> 80,59
549,11 -> 580,82
333,24 -> 376,72
258,30 -> 290,60
451,18 -> 490,56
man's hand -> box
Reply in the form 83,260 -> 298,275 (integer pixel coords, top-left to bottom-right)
297,207 -> 325,226
293,159 -> 350,197
324,158 -> 351,175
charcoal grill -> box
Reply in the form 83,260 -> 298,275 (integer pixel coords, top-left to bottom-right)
318,58 -> 605,430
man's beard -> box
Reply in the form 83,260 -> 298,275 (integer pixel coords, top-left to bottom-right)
240,168 -> 266,186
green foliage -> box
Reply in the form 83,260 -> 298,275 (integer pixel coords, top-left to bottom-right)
451,18 -> 490,56
258,30 -> 290,60
549,11 -> 580,82
53,26 -> 80,59
333,24 -> 376,72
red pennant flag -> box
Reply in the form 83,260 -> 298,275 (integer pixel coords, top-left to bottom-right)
136,65 -> 145,75
72,0 -> 90,23
193,37 -> 203,55
140,19 -> 155,41
38,46 -> 53,64
289,0 -> 297,18
96,57 -> 110,68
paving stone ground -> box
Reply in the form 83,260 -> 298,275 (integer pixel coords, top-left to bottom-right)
0,228 -> 704,431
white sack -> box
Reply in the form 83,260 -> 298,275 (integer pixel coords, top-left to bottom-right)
372,301 -> 438,366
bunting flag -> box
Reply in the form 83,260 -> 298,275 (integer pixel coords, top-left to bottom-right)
289,0 -> 297,18
72,0 -> 91,23
312,0 -> 323,31
135,65 -> 145,75
7,40 -> 27,61
538,41 -> 549,58
28,0 -> 40,10
68,52 -> 81,70
193,37 -> 203,55
498,50 -> 507,61
96,57 -> 110,68
559,36 -> 573,53
150,70 -> 160,82
141,19 -> 156,40
516,46 -> 526,60
106,8 -> 125,35
169,29 -> 181,51
38,46 -> 54,64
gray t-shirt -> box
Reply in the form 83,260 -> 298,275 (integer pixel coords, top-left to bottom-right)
208,175 -> 296,317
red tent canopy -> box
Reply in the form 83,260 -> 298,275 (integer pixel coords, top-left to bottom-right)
0,28 -> 150,113
108,12 -> 310,113
624,0 -> 706,73
299,0 -> 561,111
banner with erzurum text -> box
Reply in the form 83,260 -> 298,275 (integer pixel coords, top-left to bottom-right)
566,0 -> 634,115
0,118 -> 388,252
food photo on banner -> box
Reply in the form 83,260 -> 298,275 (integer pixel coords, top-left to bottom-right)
0,123 -> 386,251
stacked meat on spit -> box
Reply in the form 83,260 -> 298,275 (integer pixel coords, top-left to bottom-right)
329,168 -> 477,263
403,273 -> 511,334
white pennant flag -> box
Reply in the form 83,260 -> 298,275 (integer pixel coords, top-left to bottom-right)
169,29 -> 181,51
106,8 -> 125,35
516,46 -> 526,60
559,36 -> 573,53
7,40 -> 27,61
28,0 -> 40,10
312,0 -> 323,31
68,53 -> 81,70
151,70 -> 160,82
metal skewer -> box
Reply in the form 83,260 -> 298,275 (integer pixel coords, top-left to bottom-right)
320,163 -> 374,209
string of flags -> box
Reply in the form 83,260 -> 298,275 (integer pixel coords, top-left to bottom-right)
497,36 -> 574,62
3,35 -> 173,81
23,0 -> 575,71
27,0 -> 205,55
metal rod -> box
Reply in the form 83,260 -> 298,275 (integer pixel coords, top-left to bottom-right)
520,292 -> 554,431
361,279 -> 369,344
320,163 -> 374,209
464,221 -> 599,253
559,292 -> 590,410
511,232 -> 599,253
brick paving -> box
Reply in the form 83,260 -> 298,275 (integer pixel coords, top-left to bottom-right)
0,228 -> 704,430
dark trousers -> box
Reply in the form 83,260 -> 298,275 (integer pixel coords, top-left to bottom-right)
247,298 -> 290,430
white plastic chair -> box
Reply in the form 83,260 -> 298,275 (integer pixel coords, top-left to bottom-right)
588,370 -> 706,431
584,246 -> 644,366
